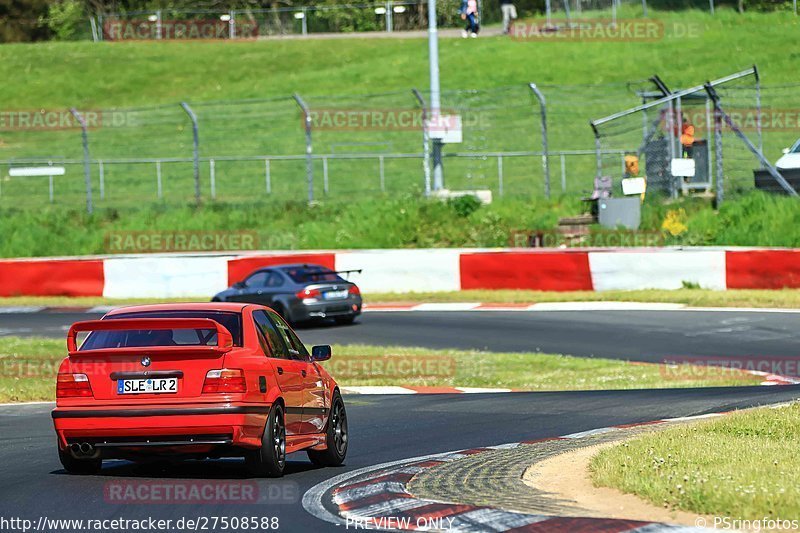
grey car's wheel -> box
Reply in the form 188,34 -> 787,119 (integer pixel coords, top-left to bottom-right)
245,404 -> 286,477
307,392 -> 347,467
58,447 -> 102,475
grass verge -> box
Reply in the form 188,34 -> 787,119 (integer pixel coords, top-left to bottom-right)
2,193 -> 800,258
590,403 -> 800,519
0,337 -> 762,403
2,288 -> 800,310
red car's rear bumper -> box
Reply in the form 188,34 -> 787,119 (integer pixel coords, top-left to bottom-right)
52,403 -> 270,450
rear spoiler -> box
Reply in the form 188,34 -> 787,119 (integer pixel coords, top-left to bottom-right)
67,318 -> 234,356
334,269 -> 362,276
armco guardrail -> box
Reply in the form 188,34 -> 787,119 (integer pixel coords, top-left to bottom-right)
1,248 -> 799,298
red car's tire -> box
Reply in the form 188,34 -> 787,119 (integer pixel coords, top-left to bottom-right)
245,403 -> 286,478
58,447 -> 102,475
307,391 -> 347,467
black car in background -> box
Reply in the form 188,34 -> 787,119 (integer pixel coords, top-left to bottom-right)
212,263 -> 362,325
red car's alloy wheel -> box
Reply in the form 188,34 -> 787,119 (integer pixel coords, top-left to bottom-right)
331,398 -> 348,456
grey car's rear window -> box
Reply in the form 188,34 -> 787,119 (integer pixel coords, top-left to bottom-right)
282,266 -> 343,283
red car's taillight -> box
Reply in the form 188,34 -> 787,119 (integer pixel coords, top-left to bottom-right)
348,285 -> 360,296
56,373 -> 93,398
202,369 -> 247,394
296,288 -> 322,302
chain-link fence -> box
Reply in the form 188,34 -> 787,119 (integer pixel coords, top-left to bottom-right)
4,76 -> 799,210
95,1 -> 478,41
88,0 -> 800,42
590,68 -> 800,202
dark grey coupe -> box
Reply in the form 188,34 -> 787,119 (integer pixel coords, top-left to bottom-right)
212,263 -> 362,325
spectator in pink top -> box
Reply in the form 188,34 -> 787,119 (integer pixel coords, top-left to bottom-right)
460,0 -> 479,37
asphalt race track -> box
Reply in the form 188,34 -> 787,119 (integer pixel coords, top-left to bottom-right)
1,308 -> 799,531
2,387 -> 800,531
3,308 -> 799,363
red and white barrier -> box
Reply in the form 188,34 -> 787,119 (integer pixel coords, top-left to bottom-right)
1,248 -> 799,298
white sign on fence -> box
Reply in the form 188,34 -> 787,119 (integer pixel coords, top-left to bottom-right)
9,167 -> 66,177
426,114 -> 462,144
670,158 -> 695,178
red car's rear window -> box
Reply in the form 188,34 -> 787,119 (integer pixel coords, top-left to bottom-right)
80,310 -> 243,350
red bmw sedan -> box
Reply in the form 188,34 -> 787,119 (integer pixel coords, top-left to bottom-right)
52,303 -> 347,477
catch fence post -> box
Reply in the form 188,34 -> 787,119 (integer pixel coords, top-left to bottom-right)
293,93 -> 315,203
179,102 -> 202,204
69,108 -> 93,214
528,83 -> 551,198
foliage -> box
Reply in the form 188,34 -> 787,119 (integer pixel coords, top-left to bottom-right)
45,0 -> 87,41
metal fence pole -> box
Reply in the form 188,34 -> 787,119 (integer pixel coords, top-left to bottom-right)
754,65 -> 763,162
229,10 -> 236,39
641,0 -> 648,17
69,108 -> 93,215
179,102 -> 201,204
47,161 -> 54,203
156,10 -> 162,39
156,160 -> 163,199
210,159 -> 216,199
265,159 -> 272,194
302,7 -> 308,35
592,126 -> 603,179
497,155 -> 504,197
528,83 -> 550,198
412,88 -> 432,196
428,0 -> 444,191
323,156 -> 329,195
293,93 -> 315,203
98,160 -> 105,200
713,106 -> 724,205
379,155 -> 386,192
705,97 -> 713,187
560,153 -> 566,192
709,0 -> 715,14
666,99 -> 676,198
386,0 -> 393,31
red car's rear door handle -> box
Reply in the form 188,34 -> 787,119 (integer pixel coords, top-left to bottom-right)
301,370 -> 306,377
277,367 -> 284,375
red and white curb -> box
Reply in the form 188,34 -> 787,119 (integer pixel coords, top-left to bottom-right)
301,413 -> 745,532
4,302 -> 800,315
7,298 -> 800,314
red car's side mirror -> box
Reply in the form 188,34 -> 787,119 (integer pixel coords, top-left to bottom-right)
312,345 -> 332,361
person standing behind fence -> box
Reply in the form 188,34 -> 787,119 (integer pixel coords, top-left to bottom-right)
501,0 -> 517,34
460,0 -> 479,38
680,116 -> 695,158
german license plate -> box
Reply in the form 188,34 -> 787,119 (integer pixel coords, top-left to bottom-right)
117,378 -> 178,395
323,290 -> 348,300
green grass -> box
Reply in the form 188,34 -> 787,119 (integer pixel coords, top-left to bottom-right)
4,287 -> 800,309
0,336 -> 762,402
2,191 -> 800,258
2,9 -> 800,208
2,11 -> 800,253
368,288 -> 800,307
591,403 -> 800,519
